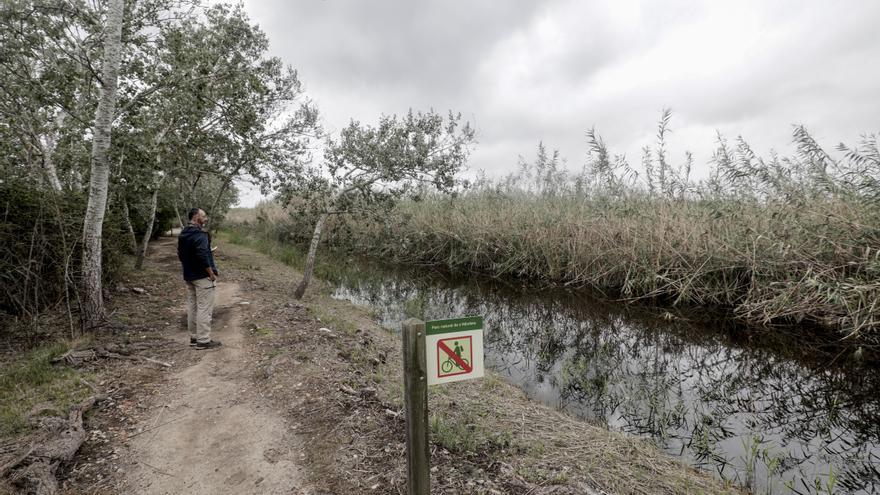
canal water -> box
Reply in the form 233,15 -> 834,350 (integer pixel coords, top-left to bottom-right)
319,259 -> 880,494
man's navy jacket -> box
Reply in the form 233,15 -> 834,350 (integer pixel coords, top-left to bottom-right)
177,224 -> 219,281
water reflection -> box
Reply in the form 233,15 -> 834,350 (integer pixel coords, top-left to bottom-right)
322,261 -> 880,494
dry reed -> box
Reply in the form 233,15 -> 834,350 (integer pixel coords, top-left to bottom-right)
230,119 -> 880,346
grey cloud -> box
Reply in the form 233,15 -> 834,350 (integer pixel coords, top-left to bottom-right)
236,0 -> 880,204
251,1 -> 547,98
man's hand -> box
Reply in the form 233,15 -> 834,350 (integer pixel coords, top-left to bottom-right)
206,267 -> 217,281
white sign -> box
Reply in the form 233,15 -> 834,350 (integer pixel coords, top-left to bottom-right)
425,317 -> 484,385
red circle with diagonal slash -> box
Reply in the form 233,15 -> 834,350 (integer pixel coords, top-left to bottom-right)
437,336 -> 473,377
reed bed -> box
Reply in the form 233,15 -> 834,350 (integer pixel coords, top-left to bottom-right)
232,120 -> 880,346
335,193 -> 879,343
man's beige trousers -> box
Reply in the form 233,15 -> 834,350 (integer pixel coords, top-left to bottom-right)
185,278 -> 215,343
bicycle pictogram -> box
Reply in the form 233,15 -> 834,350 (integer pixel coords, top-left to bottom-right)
437,336 -> 472,377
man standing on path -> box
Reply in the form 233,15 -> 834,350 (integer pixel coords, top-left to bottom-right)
178,207 -> 222,349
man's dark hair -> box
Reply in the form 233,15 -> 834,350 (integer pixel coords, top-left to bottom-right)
187,208 -> 202,221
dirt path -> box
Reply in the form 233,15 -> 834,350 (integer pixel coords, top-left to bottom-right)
122,273 -> 302,493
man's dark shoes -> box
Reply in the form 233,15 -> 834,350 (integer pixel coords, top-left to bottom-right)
194,340 -> 222,350
189,337 -> 197,346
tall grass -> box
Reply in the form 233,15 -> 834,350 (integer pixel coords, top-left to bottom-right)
232,115 -> 880,345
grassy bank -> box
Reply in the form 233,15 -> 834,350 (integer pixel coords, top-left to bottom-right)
0,339 -> 92,438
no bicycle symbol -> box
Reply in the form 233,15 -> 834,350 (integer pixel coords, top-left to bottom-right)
437,336 -> 472,377
426,316 -> 484,385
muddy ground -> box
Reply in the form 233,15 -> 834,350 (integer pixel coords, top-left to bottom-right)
2,235 -> 744,494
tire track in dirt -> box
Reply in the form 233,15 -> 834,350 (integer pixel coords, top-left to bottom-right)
123,281 -> 303,494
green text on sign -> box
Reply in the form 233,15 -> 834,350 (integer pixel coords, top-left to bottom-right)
426,316 -> 483,335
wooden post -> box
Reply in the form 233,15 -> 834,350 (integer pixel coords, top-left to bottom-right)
402,318 -> 430,495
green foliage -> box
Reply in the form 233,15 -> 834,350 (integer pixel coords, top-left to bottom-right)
280,109 -> 475,218
249,326 -> 274,337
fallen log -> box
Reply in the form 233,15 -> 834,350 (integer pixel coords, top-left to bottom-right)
6,395 -> 104,495
0,444 -> 33,478
97,349 -> 172,368
50,350 -> 96,366
52,347 -> 171,368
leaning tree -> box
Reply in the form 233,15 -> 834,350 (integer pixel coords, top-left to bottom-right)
285,110 -> 475,299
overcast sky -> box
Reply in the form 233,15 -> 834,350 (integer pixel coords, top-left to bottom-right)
235,0 -> 880,206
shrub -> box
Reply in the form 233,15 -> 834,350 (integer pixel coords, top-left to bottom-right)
0,179 -> 128,325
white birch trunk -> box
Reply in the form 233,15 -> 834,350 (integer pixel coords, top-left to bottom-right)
134,126 -> 171,268
81,0 -> 125,329
207,177 -> 232,233
174,200 -> 185,229
174,200 -> 186,231
40,138 -> 63,191
121,195 -> 137,253
134,185 -> 160,270
134,172 -> 166,269
40,113 -> 66,191
293,212 -> 329,300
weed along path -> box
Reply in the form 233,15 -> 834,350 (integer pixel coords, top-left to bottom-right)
123,280 -> 303,493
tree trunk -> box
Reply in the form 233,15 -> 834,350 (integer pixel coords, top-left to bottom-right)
174,200 -> 185,229
121,195 -> 137,253
134,127 -> 170,269
293,212 -> 328,300
41,139 -> 63,191
188,172 -> 201,206
40,113 -> 66,191
80,0 -> 125,329
207,176 -> 233,233
207,161 -> 247,234
134,186 -> 160,270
